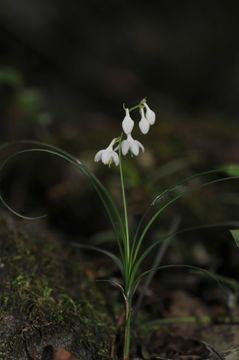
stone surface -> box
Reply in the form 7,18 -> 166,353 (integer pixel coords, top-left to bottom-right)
0,214 -> 114,359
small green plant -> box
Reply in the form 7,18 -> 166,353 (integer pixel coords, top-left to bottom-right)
0,99 -> 238,359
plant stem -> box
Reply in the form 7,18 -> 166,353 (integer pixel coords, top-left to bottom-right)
119,139 -> 130,275
128,98 -> 146,112
123,297 -> 132,360
118,137 -> 133,359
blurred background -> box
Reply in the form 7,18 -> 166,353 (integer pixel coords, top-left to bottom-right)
0,1 -> 238,286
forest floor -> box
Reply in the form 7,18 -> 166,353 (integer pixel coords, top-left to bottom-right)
1,213 -> 239,360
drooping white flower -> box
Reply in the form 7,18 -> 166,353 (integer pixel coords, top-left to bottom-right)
122,108 -> 134,135
144,102 -> 156,125
94,138 -> 119,166
121,134 -> 144,156
139,108 -> 150,134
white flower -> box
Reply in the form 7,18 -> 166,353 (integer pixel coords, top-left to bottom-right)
122,108 -> 134,135
144,102 -> 156,125
121,134 -> 144,156
94,138 -> 119,166
139,108 -> 150,134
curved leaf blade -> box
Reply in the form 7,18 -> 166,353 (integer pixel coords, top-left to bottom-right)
230,229 -> 239,247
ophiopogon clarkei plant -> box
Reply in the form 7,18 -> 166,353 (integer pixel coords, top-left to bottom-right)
0,98 -> 238,360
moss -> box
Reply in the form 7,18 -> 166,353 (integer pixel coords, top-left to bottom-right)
0,214 -> 115,359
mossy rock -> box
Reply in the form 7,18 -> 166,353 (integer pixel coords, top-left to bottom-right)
0,213 -> 114,359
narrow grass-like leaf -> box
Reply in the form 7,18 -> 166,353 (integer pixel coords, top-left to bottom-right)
129,221 -> 239,293
132,175 -> 239,267
222,164 -> 239,177
230,229 -> 239,247
0,142 -> 125,256
131,169 -> 224,258
68,241 -> 123,273
0,193 -> 47,220
134,264 -> 233,300
139,315 -> 239,338
96,279 -> 128,305
139,315 -> 212,328
151,168 -> 224,205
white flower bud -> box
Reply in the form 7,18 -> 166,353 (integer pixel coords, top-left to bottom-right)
122,108 -> 134,135
144,103 -> 156,125
139,108 -> 150,134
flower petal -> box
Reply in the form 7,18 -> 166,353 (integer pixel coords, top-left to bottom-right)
102,150 -> 112,164
130,142 -> 140,156
136,140 -> 144,153
121,139 -> 130,155
94,150 -> 104,162
112,151 -> 119,166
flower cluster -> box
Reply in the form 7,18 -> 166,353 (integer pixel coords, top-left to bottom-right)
94,99 -> 156,166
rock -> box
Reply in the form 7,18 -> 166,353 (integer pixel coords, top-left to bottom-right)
0,214 -> 114,359
222,348 -> 239,360
53,347 -> 80,360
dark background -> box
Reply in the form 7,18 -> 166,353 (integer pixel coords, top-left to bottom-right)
1,1 -> 239,124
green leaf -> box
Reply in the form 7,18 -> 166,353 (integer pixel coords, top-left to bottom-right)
222,164 -> 239,177
0,68 -> 22,86
230,229 -> 239,247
